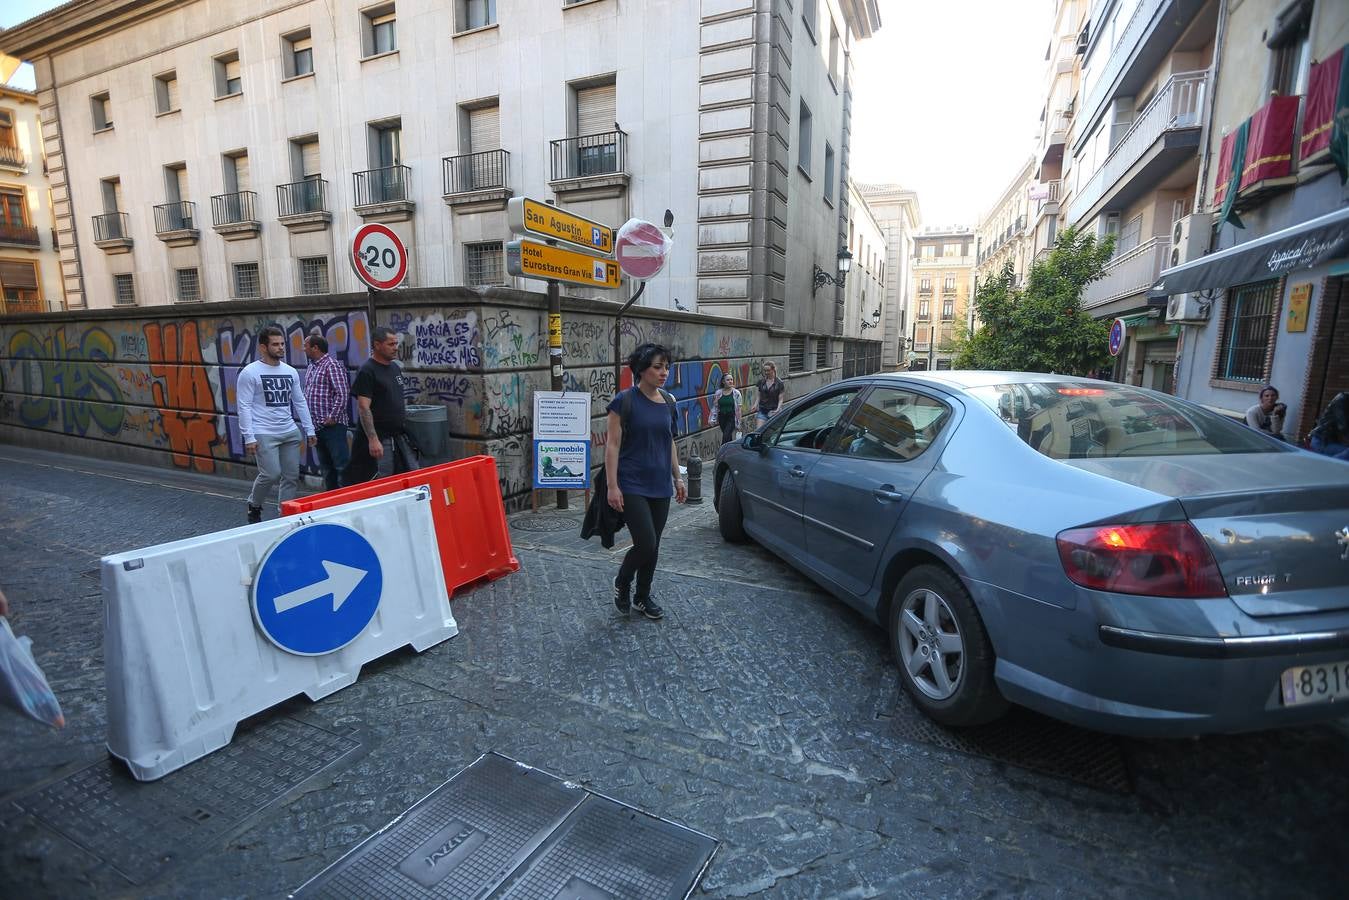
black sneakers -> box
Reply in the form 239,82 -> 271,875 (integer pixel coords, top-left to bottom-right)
247,505 -> 262,524
631,596 -> 664,620
612,577 -> 631,614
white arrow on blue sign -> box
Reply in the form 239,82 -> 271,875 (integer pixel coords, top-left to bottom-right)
252,524 -> 383,656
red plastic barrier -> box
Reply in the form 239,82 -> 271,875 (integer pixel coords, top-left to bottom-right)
281,456 -> 519,597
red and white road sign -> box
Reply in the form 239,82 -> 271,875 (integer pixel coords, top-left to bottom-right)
615,218 -> 672,280
349,223 -> 409,291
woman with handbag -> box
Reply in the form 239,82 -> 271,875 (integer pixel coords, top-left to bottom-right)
605,343 -> 686,620
708,374 -> 743,445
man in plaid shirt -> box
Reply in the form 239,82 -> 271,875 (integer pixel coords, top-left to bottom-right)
302,335 -> 351,491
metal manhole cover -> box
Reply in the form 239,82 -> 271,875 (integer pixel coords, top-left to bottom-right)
14,717 -> 360,885
294,753 -> 718,899
510,514 -> 578,533
877,680 -> 1132,793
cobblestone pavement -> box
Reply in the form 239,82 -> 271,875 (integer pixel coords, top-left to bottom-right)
1,444 -> 1347,898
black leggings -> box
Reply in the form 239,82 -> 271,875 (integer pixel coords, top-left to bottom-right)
617,494 -> 671,599
720,417 -> 737,445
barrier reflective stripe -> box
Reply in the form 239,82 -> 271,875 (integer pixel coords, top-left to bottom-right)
103,488 -> 456,781
282,455 -> 520,598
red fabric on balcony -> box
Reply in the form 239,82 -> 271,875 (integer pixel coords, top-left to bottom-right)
1239,96 -> 1299,189
1301,46 -> 1344,161
1212,130 -> 1236,207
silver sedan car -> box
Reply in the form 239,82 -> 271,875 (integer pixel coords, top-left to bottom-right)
713,371 -> 1349,737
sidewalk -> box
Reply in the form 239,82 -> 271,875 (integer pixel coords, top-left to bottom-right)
1,444 -> 1347,897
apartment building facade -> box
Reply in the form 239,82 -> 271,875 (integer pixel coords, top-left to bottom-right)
856,182 -> 919,369
908,225 -> 973,371
841,179 -> 885,336
975,157 -> 1035,289
0,66 -> 62,313
1,0 -> 880,333
1031,0 -> 1089,262
1153,0 -> 1349,439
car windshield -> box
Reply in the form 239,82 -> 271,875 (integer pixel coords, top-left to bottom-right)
964,382 -> 1288,459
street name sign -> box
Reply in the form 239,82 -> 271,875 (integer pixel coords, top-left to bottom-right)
508,196 -> 614,254
349,223 -> 409,291
252,523 -> 383,656
507,238 -> 622,289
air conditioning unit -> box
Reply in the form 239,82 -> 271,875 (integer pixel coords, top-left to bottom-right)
1170,212 -> 1211,268
1164,213 -> 1214,324
1166,292 -> 1212,323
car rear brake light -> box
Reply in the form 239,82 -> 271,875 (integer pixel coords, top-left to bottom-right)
1055,522 -> 1227,598
1056,388 -> 1106,395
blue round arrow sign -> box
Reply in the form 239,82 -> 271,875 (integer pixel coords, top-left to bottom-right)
252,524 -> 383,656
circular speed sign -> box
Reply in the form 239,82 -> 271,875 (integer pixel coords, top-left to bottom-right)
349,224 -> 408,291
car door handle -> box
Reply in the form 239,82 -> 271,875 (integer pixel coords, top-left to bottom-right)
790,466 -> 806,478
873,487 -> 904,502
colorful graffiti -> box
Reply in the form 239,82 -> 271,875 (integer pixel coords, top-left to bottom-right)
6,326 -> 125,436
0,299 -> 808,506
146,321 -> 221,473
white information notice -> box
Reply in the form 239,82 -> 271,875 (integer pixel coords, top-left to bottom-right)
532,391 -> 591,441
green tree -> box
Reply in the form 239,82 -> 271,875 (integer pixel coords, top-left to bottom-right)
952,227 -> 1117,376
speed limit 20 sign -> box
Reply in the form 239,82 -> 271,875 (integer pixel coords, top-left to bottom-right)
349,223 -> 409,291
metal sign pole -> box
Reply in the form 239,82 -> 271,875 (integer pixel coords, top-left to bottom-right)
547,279 -> 566,511
611,281 -> 647,399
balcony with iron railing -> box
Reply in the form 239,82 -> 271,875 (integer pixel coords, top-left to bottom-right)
442,149 -> 512,211
277,178 -> 331,232
1068,70 -> 1207,226
154,201 -> 199,245
1082,236 -> 1171,309
0,144 -> 26,171
1080,0 -> 1166,134
92,211 -> 133,252
353,165 -> 414,220
211,190 -> 260,239
549,129 -> 629,198
0,222 -> 40,247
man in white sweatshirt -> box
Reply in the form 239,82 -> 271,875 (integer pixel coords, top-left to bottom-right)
238,324 -> 316,523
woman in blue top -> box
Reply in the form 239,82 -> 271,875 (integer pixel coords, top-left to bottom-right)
606,343 -> 687,619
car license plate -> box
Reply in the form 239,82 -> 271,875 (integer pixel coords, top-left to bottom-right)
1280,661 -> 1349,707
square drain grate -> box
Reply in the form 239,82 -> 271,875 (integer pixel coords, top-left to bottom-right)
876,677 -> 1132,794
13,716 -> 360,885
294,753 -> 719,899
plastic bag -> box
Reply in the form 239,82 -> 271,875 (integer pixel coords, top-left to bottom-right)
0,618 -> 65,728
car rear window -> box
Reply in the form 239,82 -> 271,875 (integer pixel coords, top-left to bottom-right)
965,382 -> 1288,459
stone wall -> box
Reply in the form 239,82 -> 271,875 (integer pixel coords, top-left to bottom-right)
0,287 -> 854,506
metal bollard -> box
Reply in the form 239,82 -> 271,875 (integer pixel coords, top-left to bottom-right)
685,455 -> 704,504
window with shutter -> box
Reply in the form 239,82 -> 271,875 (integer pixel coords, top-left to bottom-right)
468,104 -> 500,154
231,154 -> 251,192
575,84 -> 615,137
300,140 -> 321,178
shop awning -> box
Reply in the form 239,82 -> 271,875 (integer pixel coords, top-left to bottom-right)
1151,205 -> 1349,297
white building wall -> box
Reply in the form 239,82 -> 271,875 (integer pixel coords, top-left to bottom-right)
843,179 -> 885,337
44,0 -> 706,309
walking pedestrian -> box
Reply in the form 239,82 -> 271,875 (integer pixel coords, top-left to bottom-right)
342,325 -> 420,485
239,325 -> 316,523
606,343 -> 686,620
1309,392 -> 1349,460
303,335 -> 351,491
755,361 -> 785,429
1244,385 -> 1287,440
708,373 -> 743,445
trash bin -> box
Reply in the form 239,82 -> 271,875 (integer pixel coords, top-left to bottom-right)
405,404 -> 449,465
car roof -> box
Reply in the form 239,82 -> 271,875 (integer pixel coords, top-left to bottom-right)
866,370 -> 1107,391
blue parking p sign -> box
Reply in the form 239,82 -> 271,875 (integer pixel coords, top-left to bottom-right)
252,524 -> 383,656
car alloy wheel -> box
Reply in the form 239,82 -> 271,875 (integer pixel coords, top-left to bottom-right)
888,565 -> 1007,727
898,587 -> 964,701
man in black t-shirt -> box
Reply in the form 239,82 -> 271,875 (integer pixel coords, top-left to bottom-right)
341,325 -> 421,485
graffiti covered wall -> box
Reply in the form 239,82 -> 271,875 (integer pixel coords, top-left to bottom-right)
1,287 -> 856,505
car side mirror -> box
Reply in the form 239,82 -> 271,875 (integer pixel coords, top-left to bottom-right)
742,432 -> 766,452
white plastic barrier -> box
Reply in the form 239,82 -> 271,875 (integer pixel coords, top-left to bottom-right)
102,487 -> 457,781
